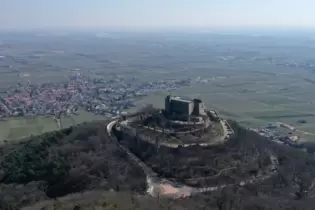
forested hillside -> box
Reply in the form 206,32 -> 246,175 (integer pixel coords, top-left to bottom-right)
1,120 -> 315,209
0,120 -> 146,209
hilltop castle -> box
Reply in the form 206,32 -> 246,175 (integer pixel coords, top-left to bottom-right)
164,95 -> 206,120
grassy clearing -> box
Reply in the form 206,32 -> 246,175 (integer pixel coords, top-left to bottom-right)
296,125 -> 315,134
0,111 -> 106,142
241,94 -> 300,106
70,110 -> 105,124
280,103 -> 315,113
274,116 -> 315,126
246,110 -> 314,120
0,116 -> 58,142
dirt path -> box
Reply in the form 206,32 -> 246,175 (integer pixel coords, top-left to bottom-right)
53,117 -> 61,130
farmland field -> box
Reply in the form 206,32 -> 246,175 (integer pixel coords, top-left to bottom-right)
135,62 -> 315,142
0,110 -> 106,142
0,116 -> 58,142
2,32 -> 315,142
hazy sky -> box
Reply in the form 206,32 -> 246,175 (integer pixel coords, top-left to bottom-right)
1,0 -> 315,30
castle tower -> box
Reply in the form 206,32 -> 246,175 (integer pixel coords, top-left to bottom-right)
165,95 -> 171,114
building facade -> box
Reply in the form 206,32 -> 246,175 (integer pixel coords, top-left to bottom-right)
165,95 -> 205,119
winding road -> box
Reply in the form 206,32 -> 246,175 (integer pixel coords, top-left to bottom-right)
107,120 -> 278,199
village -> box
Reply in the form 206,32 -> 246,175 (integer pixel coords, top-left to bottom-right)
0,74 -> 191,118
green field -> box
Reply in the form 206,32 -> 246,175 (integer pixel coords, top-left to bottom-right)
60,111 -> 105,129
0,116 -> 58,142
0,110 -> 106,143
133,66 -> 315,142
2,34 -> 315,143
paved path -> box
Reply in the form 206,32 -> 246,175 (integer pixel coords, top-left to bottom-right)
119,118 -> 232,148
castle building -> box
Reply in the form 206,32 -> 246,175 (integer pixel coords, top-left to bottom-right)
164,95 -> 205,120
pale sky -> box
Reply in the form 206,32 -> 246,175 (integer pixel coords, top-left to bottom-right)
0,0 -> 315,30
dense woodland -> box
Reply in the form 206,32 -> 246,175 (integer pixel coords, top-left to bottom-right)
1,119 -> 315,209
115,121 -> 315,209
0,121 -> 146,209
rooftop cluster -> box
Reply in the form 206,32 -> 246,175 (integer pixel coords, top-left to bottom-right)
0,74 -> 191,118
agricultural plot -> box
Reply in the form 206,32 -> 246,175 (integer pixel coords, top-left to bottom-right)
3,32 -> 315,143
245,110 -> 314,121
296,125 -> 315,134
0,111 -> 106,142
284,91 -> 315,102
134,69 -> 315,143
240,94 -> 300,106
70,111 -> 106,125
0,116 -> 58,142
60,115 -> 75,129
280,103 -> 315,113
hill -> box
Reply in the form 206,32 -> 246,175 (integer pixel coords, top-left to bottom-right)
22,190 -> 212,210
0,120 -> 146,209
1,119 -> 315,209
116,120 -> 315,192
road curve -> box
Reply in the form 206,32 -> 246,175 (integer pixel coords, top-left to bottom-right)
106,120 -> 278,199
107,120 -> 196,198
